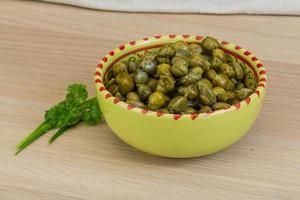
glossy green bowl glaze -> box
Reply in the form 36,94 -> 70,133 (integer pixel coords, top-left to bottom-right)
94,35 -> 267,158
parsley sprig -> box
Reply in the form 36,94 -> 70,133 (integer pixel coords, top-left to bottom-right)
16,83 -> 102,155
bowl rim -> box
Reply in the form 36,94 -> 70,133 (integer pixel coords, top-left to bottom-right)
94,34 -> 267,120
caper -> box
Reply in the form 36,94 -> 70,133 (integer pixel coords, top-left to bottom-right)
187,99 -> 199,108
199,86 -> 217,106
157,108 -> 170,114
126,100 -> 145,108
135,70 -> 149,84
212,74 -> 229,89
179,67 -> 203,85
106,78 -> 115,88
206,69 -> 217,80
148,78 -> 158,92
199,106 -> 213,113
158,44 -> 175,57
236,88 -> 253,100
148,91 -> 166,110
118,74 -> 135,95
156,75 -> 175,93
126,92 -> 140,101
226,79 -> 236,91
108,84 -> 119,95
210,56 -> 223,70
212,48 -> 226,62
157,56 -> 170,64
231,78 -> 238,84
244,71 -> 257,90
128,59 -> 139,73
140,57 -> 157,74
137,84 -> 152,100
113,61 -> 128,76
212,102 -> 231,110
171,62 -> 189,77
212,87 -> 226,98
230,58 -> 245,81
218,91 -> 237,102
189,43 -> 203,55
143,51 -> 157,60
189,53 -> 207,69
115,72 -> 127,85
168,96 -> 188,113
197,78 -> 213,90
182,107 -> 197,114
178,84 -> 199,100
219,63 -> 235,78
172,41 -> 189,56
236,82 -> 245,90
156,63 -> 172,77
201,36 -> 220,51
115,92 -> 125,102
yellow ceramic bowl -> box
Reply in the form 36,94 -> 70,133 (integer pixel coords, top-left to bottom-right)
94,35 -> 267,158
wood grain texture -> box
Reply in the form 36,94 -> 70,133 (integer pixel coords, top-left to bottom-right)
1,0 -> 300,199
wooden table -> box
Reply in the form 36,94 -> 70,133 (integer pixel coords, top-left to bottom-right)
1,1 -> 300,199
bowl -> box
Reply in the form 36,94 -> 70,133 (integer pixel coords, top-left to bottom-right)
94,34 -> 267,158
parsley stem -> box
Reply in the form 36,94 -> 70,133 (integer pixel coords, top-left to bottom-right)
16,121 -> 53,155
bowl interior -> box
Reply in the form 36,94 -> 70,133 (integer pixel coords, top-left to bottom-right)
95,35 -> 267,117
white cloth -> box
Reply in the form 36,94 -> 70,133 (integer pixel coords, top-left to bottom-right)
42,0 -> 300,15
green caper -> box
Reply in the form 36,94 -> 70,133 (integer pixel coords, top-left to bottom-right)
218,91 -> 236,102
135,70 -> 149,84
212,74 -> 229,89
244,71 -> 257,90
126,100 -> 145,108
137,84 -> 152,100
158,44 -> 175,57
143,51 -> 157,60
157,56 -> 170,64
148,78 -> 158,92
219,63 -> 235,78
156,63 -> 172,77
140,57 -> 157,74
106,78 -> 115,88
210,56 -> 223,70
230,58 -> 245,81
128,59 -> 139,73
118,74 -> 135,95
179,67 -> 203,85
212,102 -> 231,110
236,82 -> 245,90
236,88 -> 253,100
172,41 -> 189,56
226,79 -> 236,91
108,84 -> 119,95
197,78 -> 213,90
168,96 -> 188,113
115,92 -> 125,102
157,108 -> 170,114
171,62 -> 189,77
189,53 -> 207,69
199,106 -> 212,113
206,69 -> 217,80
201,36 -> 220,51
187,100 -> 199,108
228,98 -> 240,105
189,43 -> 203,55
212,87 -> 226,98
156,75 -> 175,93
172,56 -> 189,66
182,107 -> 197,114
231,78 -> 238,84
178,84 -> 199,100
115,72 -> 127,85
148,91 -> 166,110
126,92 -> 140,101
199,86 -> 217,106
113,61 -> 128,76
212,48 -> 226,62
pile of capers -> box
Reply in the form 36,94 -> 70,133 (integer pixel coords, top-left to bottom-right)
104,36 -> 257,114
